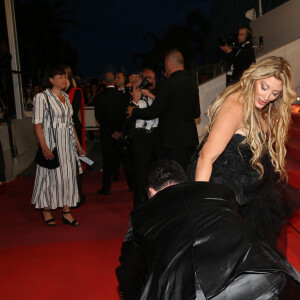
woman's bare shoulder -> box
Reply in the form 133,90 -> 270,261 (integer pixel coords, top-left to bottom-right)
218,92 -> 244,118
224,92 -> 243,108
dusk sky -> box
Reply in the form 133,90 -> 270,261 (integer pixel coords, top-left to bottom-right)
61,0 -> 213,78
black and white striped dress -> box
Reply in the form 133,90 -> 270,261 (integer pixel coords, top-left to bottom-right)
31,89 -> 82,209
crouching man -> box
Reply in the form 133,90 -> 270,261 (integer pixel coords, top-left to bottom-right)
116,160 -> 300,299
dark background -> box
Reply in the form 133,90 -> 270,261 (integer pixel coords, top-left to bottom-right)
0,0 -> 288,83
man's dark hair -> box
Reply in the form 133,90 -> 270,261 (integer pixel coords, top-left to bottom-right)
146,160 -> 188,193
239,25 -> 253,43
140,68 -> 155,79
117,71 -> 128,84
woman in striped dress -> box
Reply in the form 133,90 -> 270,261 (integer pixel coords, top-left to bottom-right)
31,66 -> 85,226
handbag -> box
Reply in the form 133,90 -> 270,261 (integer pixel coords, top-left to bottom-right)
34,92 -> 60,169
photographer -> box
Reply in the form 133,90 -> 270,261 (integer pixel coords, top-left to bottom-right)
218,34 -> 237,86
131,68 -> 159,207
127,50 -> 200,170
221,26 -> 255,86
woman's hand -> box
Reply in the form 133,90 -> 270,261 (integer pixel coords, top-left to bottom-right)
34,124 -> 54,160
42,145 -> 54,160
77,145 -> 86,157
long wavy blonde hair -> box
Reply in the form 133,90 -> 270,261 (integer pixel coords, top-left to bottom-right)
64,65 -> 77,87
204,56 -> 296,181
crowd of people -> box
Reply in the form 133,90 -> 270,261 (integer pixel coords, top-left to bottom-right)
28,25 -> 300,298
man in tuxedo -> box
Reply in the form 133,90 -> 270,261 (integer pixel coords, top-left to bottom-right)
94,72 -> 127,195
226,26 -> 256,85
127,49 -> 200,169
131,68 -> 159,207
116,160 -> 300,300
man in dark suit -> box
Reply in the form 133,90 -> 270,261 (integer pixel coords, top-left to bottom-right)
226,26 -> 256,85
127,49 -> 200,169
116,160 -> 300,300
94,72 -> 127,195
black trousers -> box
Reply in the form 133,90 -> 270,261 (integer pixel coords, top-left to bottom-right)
112,148 -> 133,189
101,136 -> 120,191
132,129 -> 158,207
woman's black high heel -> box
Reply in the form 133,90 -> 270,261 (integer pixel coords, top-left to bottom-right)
40,209 -> 56,226
62,211 -> 80,226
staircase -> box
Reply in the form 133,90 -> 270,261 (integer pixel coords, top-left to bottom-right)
286,112 -> 300,191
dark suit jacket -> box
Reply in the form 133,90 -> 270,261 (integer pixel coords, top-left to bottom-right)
132,70 -> 200,149
94,87 -> 127,139
232,42 -> 255,82
116,182 -> 300,299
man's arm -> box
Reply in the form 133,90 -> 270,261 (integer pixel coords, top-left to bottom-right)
116,221 -> 147,299
131,82 -> 169,120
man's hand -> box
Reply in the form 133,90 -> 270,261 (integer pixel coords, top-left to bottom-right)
131,86 -> 142,103
141,89 -> 155,100
112,131 -> 122,140
126,105 -> 136,118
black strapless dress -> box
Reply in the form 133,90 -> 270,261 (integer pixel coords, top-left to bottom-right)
186,134 -> 286,247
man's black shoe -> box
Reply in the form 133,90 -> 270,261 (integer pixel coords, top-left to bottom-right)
97,189 -> 111,195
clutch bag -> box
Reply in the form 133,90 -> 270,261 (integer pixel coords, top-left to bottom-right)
34,144 -> 59,169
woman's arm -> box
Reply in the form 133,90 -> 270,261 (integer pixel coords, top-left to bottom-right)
34,124 -> 54,160
73,125 -> 86,156
195,95 -> 244,181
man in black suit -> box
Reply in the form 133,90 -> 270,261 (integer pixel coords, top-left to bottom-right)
226,26 -> 256,85
116,160 -> 300,300
94,72 -> 127,195
127,49 -> 200,169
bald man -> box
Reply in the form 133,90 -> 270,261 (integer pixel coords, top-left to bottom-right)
127,49 -> 200,169
94,72 -> 128,195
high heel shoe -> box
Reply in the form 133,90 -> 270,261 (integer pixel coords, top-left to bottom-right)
40,209 -> 56,226
62,211 -> 80,226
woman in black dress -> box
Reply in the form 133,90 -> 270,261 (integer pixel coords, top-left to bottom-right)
193,56 -> 296,247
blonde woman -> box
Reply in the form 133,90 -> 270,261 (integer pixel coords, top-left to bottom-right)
192,56 -> 296,246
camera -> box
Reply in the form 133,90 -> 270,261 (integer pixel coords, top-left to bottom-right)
127,78 -> 152,93
138,78 -> 151,90
217,34 -> 237,48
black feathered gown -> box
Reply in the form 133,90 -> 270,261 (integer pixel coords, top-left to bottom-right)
187,134 -> 286,247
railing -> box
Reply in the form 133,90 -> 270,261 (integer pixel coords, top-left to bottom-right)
195,63 -> 225,85
195,45 -> 264,85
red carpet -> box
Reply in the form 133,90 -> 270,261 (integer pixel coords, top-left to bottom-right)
0,171 -> 133,300
0,171 -> 299,299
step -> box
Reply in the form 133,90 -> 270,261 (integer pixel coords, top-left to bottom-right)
286,157 -> 300,190
292,112 -> 300,127
286,138 -> 300,161
288,126 -> 300,141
